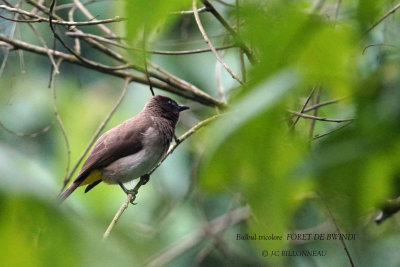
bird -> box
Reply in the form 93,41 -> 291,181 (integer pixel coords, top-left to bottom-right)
57,95 -> 189,203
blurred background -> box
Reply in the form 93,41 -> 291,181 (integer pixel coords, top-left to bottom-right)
1,0 -> 400,266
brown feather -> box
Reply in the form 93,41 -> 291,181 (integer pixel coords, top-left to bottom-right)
58,95 -> 188,203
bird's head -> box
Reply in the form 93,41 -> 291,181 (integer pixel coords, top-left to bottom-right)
144,95 -> 189,123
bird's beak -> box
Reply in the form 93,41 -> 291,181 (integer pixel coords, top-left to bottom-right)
178,105 -> 190,112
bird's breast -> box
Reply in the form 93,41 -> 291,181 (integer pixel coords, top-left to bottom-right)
101,126 -> 170,184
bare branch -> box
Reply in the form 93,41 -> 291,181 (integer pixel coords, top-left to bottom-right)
202,0 -> 255,63
312,121 -> 353,140
289,111 -> 354,123
290,87 -> 315,130
50,59 -> 71,191
193,0 -> 244,86
72,0 -> 118,38
0,120 -> 52,137
302,98 -> 344,113
0,5 -> 125,25
320,196 -> 355,267
66,31 -> 236,55
308,87 -> 321,140
170,6 -> 207,15
365,3 -> 400,34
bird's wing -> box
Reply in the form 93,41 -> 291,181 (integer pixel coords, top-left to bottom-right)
75,116 -> 153,183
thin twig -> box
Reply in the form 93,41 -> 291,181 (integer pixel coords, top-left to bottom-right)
312,121 -> 352,140
4,0 -> 60,74
0,0 -> 20,77
16,20 -> 25,74
68,5 -> 81,54
320,196 -> 355,267
72,0 -> 118,38
47,1 -> 131,71
62,78 -> 131,190
50,59 -> 71,191
215,50 -> 226,102
170,6 -> 207,15
0,5 -> 125,25
290,88 -> 315,130
308,87 -> 321,140
25,0 -> 129,64
55,0 -> 103,11
202,0 -> 254,63
365,3 -> 400,35
66,31 -> 236,55
236,0 -> 246,83
103,115 -> 220,239
28,23 -> 59,73
302,98 -> 344,113
0,120 -> 52,137
362,43 -> 398,55
192,0 -> 244,86
289,111 -> 354,123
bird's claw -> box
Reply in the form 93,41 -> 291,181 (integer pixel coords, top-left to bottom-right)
126,189 -> 138,205
140,174 -> 150,185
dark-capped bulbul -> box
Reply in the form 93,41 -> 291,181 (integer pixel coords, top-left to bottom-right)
57,95 -> 189,203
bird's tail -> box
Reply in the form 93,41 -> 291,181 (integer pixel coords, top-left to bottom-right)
57,180 -> 82,204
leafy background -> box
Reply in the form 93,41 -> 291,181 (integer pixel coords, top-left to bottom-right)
1,0 -> 400,266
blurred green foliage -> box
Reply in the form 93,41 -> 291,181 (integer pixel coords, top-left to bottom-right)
1,0 -> 400,266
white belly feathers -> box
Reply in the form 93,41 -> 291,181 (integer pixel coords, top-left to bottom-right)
100,126 -> 167,184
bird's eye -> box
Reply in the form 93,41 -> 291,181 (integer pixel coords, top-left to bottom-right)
168,100 -> 172,105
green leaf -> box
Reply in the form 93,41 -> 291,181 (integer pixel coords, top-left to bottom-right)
199,70 -> 310,261
125,0 -> 189,43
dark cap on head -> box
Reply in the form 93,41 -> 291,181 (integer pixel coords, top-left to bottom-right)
144,95 -> 189,123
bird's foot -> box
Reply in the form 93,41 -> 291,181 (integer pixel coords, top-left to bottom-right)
140,174 -> 150,185
118,183 -> 139,204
